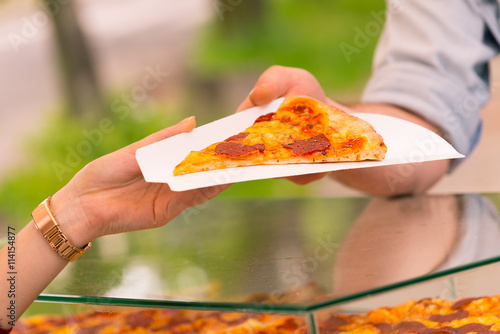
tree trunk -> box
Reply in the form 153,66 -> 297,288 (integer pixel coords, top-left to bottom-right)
45,0 -> 105,120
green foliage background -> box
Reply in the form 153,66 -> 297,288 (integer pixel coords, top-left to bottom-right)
194,0 -> 385,95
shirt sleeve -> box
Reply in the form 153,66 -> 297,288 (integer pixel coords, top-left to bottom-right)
362,0 -> 500,170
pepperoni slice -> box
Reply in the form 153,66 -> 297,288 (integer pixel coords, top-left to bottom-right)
321,316 -> 347,329
225,132 -> 249,142
372,323 -> 392,334
282,134 -> 331,155
215,142 -> 265,157
254,112 -> 275,123
277,318 -> 299,331
416,328 -> 455,334
454,323 -> 492,334
394,321 -> 427,333
451,297 -> 481,310
428,309 -> 469,322
417,324 -> 493,334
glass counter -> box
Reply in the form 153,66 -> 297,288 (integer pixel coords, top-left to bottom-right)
23,193 -> 500,332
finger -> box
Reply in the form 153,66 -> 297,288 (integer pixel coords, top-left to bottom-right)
237,66 -> 328,113
235,83 -> 283,113
249,67 -> 290,106
236,95 -> 256,113
236,66 -> 289,112
249,82 -> 283,106
129,116 -> 196,150
82,116 -> 197,183
236,84 -> 281,113
250,66 -> 327,104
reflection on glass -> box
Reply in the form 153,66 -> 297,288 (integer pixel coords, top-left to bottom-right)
333,194 -> 500,296
38,194 -> 500,312
105,262 -> 164,299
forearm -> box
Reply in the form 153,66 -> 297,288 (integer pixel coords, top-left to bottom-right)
0,191 -> 93,329
0,221 -> 68,329
330,102 -> 450,196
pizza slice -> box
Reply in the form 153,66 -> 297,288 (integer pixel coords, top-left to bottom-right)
173,96 -> 387,176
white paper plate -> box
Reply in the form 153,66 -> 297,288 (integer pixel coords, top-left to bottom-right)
136,98 -> 464,191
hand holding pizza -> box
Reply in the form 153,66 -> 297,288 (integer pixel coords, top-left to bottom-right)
237,66 -> 341,185
51,117 -> 228,247
0,117 -> 228,330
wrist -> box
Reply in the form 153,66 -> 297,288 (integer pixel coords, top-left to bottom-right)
49,187 -> 97,248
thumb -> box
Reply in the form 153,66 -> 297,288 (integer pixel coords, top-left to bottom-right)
249,69 -> 291,106
249,83 -> 280,106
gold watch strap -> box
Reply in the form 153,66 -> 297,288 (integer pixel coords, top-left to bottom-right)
32,197 -> 92,262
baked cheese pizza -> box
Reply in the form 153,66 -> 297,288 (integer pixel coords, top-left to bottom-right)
173,96 -> 387,175
12,295 -> 500,333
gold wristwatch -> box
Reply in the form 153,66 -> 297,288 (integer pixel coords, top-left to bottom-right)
32,197 -> 92,262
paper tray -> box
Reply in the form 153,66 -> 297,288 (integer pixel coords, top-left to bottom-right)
136,98 -> 464,191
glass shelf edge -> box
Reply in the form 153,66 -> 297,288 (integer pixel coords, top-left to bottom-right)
35,294 -> 310,315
